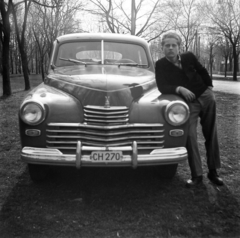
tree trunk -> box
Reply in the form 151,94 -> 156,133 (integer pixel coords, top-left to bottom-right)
2,35 -> 11,96
224,56 -> 228,77
20,48 -> 30,90
31,53 -> 34,73
0,42 -> 2,74
210,61 -> 213,78
232,46 -> 238,81
11,0 -> 31,90
10,43 -> 14,74
209,45 -> 213,78
131,0 -> 136,35
35,49 -> 38,74
229,56 -> 232,72
41,57 -> 45,81
0,0 -> 12,96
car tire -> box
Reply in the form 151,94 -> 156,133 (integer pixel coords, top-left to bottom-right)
156,164 -> 178,179
28,164 -> 48,182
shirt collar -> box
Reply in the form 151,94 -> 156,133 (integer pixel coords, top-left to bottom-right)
166,54 -> 182,69
166,54 -> 181,64
177,54 -> 181,62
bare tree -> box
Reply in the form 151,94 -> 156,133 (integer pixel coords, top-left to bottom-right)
0,0 -> 83,96
215,37 -> 231,77
85,0 -> 168,41
0,30 -> 2,74
165,0 -> 203,52
32,26 -> 49,80
30,0 -> 84,80
203,0 -> 240,81
11,0 -> 60,89
202,27 -> 222,78
11,0 -> 32,90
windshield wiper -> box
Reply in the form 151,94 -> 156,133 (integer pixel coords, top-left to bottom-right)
136,64 -> 148,68
116,63 -> 148,68
59,57 -> 87,66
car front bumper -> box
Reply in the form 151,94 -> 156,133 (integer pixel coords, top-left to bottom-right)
21,141 -> 188,169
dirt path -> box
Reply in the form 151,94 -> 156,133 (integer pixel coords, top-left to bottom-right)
213,79 -> 240,95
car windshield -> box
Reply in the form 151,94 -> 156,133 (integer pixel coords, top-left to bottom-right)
54,41 -> 148,67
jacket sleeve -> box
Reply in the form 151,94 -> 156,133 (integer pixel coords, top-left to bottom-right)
191,52 -> 213,87
155,60 -> 178,94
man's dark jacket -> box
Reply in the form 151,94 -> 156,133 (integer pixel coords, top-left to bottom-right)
155,51 -> 213,99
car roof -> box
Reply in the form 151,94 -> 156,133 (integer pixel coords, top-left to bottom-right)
56,33 -> 148,46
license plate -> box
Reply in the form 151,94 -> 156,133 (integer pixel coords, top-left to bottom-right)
90,151 -> 122,162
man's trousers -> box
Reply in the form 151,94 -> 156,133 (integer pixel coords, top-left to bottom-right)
186,88 -> 221,177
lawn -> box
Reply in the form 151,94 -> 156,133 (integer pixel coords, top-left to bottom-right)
0,75 -> 240,238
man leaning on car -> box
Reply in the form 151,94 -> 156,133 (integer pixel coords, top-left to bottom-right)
155,32 -> 224,188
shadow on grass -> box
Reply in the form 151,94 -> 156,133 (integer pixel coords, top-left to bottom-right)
0,166 -> 239,238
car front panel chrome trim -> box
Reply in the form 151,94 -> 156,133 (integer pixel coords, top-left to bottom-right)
84,118 -> 129,124
25,129 -> 41,137
21,146 -> 188,168
76,141 -> 82,169
169,129 -> 184,137
46,129 -> 163,136
46,123 -> 165,150
84,109 -> 129,115
101,40 -> 104,64
47,122 -> 164,129
84,105 -> 129,125
46,134 -> 164,142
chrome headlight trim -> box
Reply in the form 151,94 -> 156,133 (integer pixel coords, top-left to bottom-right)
20,101 -> 46,126
165,101 -> 189,126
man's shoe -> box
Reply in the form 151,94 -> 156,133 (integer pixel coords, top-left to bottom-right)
208,170 -> 224,186
186,176 -> 203,188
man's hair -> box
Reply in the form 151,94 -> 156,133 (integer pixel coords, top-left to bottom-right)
161,32 -> 182,46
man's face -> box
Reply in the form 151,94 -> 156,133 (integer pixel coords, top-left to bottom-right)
162,37 -> 179,61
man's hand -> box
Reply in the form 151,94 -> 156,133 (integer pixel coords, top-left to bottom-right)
179,87 -> 196,102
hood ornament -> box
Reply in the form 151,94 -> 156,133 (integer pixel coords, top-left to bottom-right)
104,96 -> 110,108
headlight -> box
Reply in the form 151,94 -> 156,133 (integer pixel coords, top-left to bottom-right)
20,101 -> 45,125
165,101 -> 189,126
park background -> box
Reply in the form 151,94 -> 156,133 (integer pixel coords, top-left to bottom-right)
1,0 -> 240,97
1,1 -> 240,237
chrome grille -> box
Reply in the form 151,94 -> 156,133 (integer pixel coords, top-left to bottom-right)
46,123 -> 165,152
84,105 -> 129,125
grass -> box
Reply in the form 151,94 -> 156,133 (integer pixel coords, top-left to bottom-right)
0,75 -> 240,238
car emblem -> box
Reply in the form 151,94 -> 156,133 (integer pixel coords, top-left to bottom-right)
104,96 -> 110,108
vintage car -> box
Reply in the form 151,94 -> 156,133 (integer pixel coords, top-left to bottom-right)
19,33 -> 189,181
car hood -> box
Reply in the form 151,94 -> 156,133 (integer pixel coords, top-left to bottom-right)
45,65 -> 156,107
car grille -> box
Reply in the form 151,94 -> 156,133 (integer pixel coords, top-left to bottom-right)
46,123 -> 165,153
84,105 -> 129,125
